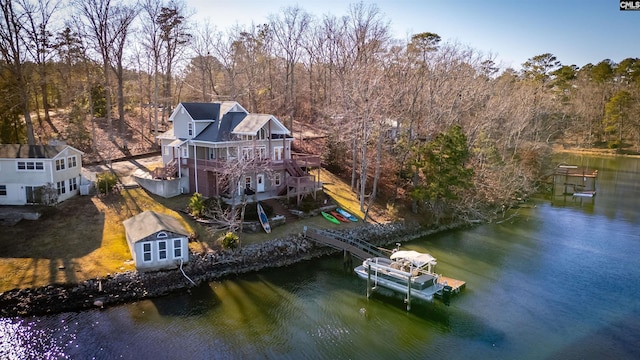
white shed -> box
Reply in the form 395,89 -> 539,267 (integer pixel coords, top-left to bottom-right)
123,211 -> 190,271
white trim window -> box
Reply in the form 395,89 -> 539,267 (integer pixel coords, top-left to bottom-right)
55,158 -> 66,171
257,146 -> 266,160
158,240 -> 168,260
69,177 -> 78,192
273,146 -> 283,161
142,243 -> 152,262
17,161 -> 44,171
173,239 -> 182,258
242,147 -> 254,160
188,122 -> 193,136
56,181 -> 66,195
67,156 -> 77,168
257,128 -> 267,140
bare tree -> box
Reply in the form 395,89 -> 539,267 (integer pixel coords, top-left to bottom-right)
0,0 -> 37,144
20,0 -> 61,136
269,5 -> 311,133
191,21 -> 219,102
157,0 -> 191,122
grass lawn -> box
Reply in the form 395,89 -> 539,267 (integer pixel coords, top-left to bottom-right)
0,167 -> 398,293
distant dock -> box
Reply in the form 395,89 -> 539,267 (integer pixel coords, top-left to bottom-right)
553,165 -> 598,198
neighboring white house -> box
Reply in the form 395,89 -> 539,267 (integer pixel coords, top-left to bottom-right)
0,144 -> 83,205
154,101 -> 321,204
122,210 -> 190,271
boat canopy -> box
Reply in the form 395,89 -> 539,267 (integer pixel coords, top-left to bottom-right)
390,250 -> 437,268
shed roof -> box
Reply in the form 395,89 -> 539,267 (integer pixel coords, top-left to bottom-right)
122,211 -> 188,243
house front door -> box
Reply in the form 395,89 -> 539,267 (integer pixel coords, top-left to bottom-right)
257,174 -> 265,192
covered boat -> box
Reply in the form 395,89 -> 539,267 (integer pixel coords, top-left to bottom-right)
354,250 -> 444,303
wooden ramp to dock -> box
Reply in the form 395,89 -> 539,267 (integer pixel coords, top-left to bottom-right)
304,228 -> 387,260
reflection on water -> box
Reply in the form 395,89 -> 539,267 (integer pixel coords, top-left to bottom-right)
2,155 -> 640,360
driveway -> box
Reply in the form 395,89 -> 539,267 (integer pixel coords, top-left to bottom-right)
82,155 -> 163,187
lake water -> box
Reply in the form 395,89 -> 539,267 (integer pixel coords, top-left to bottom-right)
2,155 -> 640,360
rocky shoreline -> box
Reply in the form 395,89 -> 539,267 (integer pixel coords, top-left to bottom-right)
0,221 -> 466,318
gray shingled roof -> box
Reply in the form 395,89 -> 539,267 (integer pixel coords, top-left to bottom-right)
232,114 -> 273,135
122,211 -> 188,243
181,103 -> 220,121
193,112 -> 247,142
0,144 -> 67,159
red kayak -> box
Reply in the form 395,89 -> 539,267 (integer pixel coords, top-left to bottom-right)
330,211 -> 350,223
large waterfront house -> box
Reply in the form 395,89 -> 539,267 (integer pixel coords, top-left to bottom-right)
123,210 -> 190,271
154,101 -> 321,204
0,143 -> 83,205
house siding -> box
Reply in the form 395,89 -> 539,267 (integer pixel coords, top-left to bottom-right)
0,146 -> 83,205
130,234 -> 189,271
155,102 -> 319,202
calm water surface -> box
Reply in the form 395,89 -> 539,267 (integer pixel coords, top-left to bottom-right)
2,155 -> 640,359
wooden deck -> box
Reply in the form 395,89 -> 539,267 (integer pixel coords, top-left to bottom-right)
437,276 -> 466,293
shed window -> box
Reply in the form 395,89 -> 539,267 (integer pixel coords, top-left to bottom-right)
174,239 -> 182,258
142,243 -> 152,262
158,240 -> 167,260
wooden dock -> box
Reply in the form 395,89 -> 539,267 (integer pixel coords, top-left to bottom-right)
437,276 -> 466,294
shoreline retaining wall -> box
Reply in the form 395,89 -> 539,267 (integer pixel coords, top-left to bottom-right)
0,221 -> 466,318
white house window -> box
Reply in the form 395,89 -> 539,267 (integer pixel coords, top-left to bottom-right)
67,156 -> 77,168
273,146 -> 283,161
55,158 -> 66,171
188,123 -> 193,136
208,148 -> 216,160
163,146 -> 169,155
56,181 -> 66,195
173,239 -> 182,258
158,240 -> 167,260
181,147 -> 188,158
69,177 -> 77,192
157,232 -> 168,238
142,243 -> 152,262
17,161 -> 44,171
0,185 -> 6,196
242,147 -> 254,160
241,134 -> 253,141
257,146 -> 266,160
257,128 -> 264,140
274,173 -> 281,187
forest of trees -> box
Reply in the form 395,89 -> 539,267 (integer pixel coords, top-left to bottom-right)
1,0 -> 639,222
